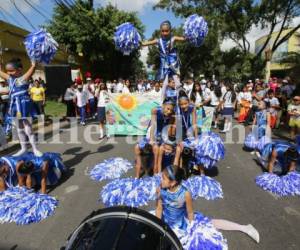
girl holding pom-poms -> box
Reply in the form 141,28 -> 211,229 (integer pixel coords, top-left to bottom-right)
0,59 -> 42,157
142,20 -> 185,94
155,165 -> 260,249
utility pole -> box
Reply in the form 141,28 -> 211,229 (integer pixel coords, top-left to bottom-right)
88,0 -> 94,8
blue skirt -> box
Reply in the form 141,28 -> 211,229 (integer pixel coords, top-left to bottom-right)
97,107 -> 106,122
221,107 -> 234,116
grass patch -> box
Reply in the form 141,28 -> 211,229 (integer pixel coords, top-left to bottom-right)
45,100 -> 66,117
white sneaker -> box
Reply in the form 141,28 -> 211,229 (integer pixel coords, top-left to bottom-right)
13,148 -> 27,157
33,149 -> 43,157
246,224 -> 260,243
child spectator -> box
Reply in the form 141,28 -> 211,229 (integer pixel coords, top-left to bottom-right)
288,96 -> 300,141
75,84 -> 88,126
264,89 -> 280,129
30,79 -> 45,117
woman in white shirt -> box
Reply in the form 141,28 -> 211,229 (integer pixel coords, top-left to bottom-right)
64,83 -> 76,117
122,80 -> 131,94
190,82 -> 206,129
220,83 -> 237,133
95,83 -> 110,139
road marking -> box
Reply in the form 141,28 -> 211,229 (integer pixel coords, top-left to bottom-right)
84,166 -> 90,176
64,185 -> 79,194
284,207 -> 300,218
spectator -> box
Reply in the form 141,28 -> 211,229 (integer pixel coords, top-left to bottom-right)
30,79 -> 45,117
106,80 -> 112,93
64,83 -> 76,118
183,78 -> 194,97
238,86 -> 252,123
122,80 -> 131,94
209,84 -> 222,128
287,96 -> 300,141
264,89 -> 280,129
281,77 -> 295,99
244,83 -> 266,126
111,80 -> 117,93
137,80 -> 145,93
0,80 -> 9,119
269,77 -> 278,93
116,79 -> 124,93
150,82 -> 162,97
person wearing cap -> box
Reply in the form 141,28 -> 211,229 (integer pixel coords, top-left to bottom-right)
288,96 -> 300,141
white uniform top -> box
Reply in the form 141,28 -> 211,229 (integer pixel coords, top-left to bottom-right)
210,91 -> 220,106
150,88 -> 162,98
223,91 -> 234,108
116,82 -> 124,93
265,97 -> 280,115
238,92 -> 252,103
97,90 -> 110,107
76,90 -> 88,107
122,86 -> 130,94
203,87 -> 211,102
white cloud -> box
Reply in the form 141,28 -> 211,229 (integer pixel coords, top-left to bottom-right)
1,0 -> 41,13
99,0 -> 159,12
221,17 -> 300,52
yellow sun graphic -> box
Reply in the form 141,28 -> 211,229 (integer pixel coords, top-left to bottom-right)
117,94 -> 137,111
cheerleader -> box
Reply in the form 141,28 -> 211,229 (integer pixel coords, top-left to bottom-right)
256,142 -> 300,196
135,98 -> 175,173
253,101 -> 271,140
16,152 -> 65,194
135,138 -> 154,178
142,20 -> 185,99
0,58 -> 42,157
176,90 -> 197,141
0,154 -> 31,191
155,165 -> 260,249
157,135 -> 177,173
164,78 -> 177,103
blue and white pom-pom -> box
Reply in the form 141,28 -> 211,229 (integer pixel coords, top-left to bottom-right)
244,133 -> 257,150
281,171 -> 300,196
184,14 -> 208,47
24,29 -> 58,64
183,176 -> 223,200
90,158 -> 133,182
114,22 -> 142,55
0,187 -> 58,225
101,175 -> 161,207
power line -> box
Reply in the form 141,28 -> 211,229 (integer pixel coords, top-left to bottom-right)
10,0 -> 36,30
0,6 -> 23,27
23,0 -> 50,20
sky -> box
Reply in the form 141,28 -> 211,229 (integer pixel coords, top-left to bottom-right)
0,0 -> 299,63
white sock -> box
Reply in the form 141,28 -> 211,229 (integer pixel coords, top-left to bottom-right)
13,128 -> 27,156
24,123 -> 42,156
227,121 -> 232,131
99,128 -> 103,138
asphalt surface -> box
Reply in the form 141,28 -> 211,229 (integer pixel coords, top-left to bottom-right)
0,122 -> 299,250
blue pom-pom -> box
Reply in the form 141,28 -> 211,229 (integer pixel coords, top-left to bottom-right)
256,136 -> 272,153
281,171 -> 300,196
256,173 -> 285,196
0,187 -> 58,225
183,176 -> 223,200
24,29 -> 58,64
244,133 -> 258,150
90,157 -> 133,182
184,14 -> 208,47
114,22 -> 141,55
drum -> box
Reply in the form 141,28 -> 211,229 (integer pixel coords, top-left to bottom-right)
63,206 -> 182,250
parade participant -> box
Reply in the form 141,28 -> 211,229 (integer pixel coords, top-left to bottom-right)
0,154 -> 30,191
252,101 -> 271,140
155,165 -> 260,249
85,77 -> 96,118
16,152 -> 65,194
164,78 -> 177,103
157,135 -> 177,173
95,82 -> 110,140
0,58 -> 42,157
142,97 -> 175,173
142,20 -> 185,99
75,82 -> 88,126
256,141 -> 300,196
135,138 -> 154,178
176,90 -> 197,140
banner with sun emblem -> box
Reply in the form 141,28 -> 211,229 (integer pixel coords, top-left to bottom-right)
105,93 -> 213,135
106,93 -> 160,135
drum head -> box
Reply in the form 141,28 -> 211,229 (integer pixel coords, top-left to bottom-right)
64,206 -> 182,250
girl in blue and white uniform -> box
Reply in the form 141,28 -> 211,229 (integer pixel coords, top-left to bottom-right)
155,165 -> 260,249
0,58 -> 42,157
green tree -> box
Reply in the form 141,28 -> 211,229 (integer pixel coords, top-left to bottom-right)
48,0 -> 145,80
155,0 -> 300,60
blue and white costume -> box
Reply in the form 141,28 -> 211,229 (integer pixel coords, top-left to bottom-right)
8,76 -> 34,119
28,152 -> 66,186
177,104 -> 195,140
158,37 -> 180,80
165,86 -> 177,103
0,154 -> 31,187
256,141 -> 300,196
156,185 -> 227,249
256,110 -> 268,139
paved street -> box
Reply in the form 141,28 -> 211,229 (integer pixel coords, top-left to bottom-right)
0,123 -> 299,250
